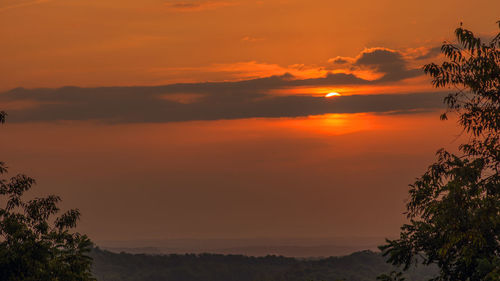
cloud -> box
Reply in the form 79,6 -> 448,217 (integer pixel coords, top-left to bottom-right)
0,46 -> 441,124
241,36 -> 265,42
148,61 -> 331,84
328,57 -> 353,64
209,61 -> 328,81
0,74 -> 446,123
353,48 -> 422,82
164,1 -> 236,11
328,48 -> 422,82
0,0 -> 53,13
151,47 -> 425,87
414,46 -> 442,60
209,62 -> 298,79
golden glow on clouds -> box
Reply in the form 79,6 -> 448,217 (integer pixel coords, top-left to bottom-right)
270,87 -> 349,97
269,76 -> 439,97
149,61 -> 329,84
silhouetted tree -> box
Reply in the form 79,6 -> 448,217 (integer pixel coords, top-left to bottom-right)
380,21 -> 500,281
377,271 -> 405,281
0,114 -> 95,280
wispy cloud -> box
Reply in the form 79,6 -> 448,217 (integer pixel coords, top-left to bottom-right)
241,36 -> 265,42
164,0 -> 237,12
0,0 -> 53,13
413,46 -> 442,60
148,61 -> 329,83
152,44 -> 429,83
209,61 -> 328,80
151,48 -> 424,86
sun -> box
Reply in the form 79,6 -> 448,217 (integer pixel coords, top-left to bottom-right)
325,92 -> 341,98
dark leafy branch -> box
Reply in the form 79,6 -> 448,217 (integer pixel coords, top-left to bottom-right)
380,21 -> 500,281
0,106 -> 95,280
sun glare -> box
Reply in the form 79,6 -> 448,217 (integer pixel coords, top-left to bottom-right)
325,92 -> 341,98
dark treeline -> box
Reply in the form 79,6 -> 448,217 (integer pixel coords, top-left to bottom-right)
91,248 -> 437,281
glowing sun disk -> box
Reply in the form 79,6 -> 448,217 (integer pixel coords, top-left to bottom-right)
325,92 -> 341,98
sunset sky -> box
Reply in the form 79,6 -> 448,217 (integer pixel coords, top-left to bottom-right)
1,0 -> 499,244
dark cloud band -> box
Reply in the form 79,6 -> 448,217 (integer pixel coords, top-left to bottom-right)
0,50 -> 438,123
1,81 -> 445,123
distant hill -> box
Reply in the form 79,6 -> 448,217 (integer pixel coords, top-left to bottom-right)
97,237 -> 385,257
101,245 -> 378,258
91,248 -> 437,281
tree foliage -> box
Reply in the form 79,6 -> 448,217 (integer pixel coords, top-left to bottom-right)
0,118 -> 95,280
377,271 -> 406,281
380,22 -> 500,281
0,111 -> 6,124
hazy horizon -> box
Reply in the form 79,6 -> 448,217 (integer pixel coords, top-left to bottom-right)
95,236 -> 386,257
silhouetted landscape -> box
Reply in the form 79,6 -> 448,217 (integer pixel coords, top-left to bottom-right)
91,249 -> 437,281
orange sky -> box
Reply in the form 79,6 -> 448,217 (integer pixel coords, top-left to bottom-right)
1,0 -> 499,90
0,0 -> 498,244
1,113 -> 463,241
